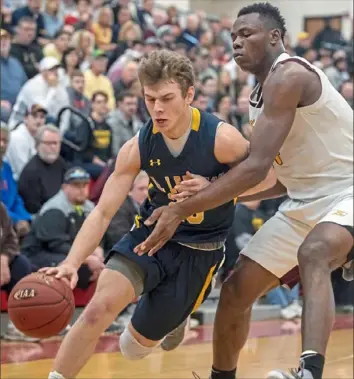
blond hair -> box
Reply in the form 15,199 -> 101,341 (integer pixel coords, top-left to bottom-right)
138,50 -> 195,97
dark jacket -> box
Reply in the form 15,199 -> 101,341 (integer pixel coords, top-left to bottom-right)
10,42 -> 43,79
105,196 -> 139,251
18,155 -> 67,214
0,202 -> 19,263
21,190 -> 94,257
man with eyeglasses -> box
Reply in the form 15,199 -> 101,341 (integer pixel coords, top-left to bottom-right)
5,104 -> 47,180
18,124 -> 67,214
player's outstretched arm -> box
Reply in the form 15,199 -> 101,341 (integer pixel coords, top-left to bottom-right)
42,136 -> 141,279
135,63 -> 305,255
213,122 -> 277,196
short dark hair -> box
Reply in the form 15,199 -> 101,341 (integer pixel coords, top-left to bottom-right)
238,2 -> 287,41
116,91 -> 136,103
92,91 -> 108,102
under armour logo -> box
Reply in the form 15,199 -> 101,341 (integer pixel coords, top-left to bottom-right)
332,210 -> 347,217
150,159 -> 161,166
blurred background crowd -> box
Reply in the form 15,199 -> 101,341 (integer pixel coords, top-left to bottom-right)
0,0 -> 353,341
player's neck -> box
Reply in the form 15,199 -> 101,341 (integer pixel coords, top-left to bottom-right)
163,107 -> 192,140
255,49 -> 286,85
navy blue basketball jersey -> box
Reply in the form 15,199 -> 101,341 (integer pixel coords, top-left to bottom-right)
138,107 -> 235,244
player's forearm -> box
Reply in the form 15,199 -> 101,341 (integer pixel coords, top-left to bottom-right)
238,180 -> 287,202
64,207 -> 112,269
176,158 -> 266,218
241,167 -> 277,197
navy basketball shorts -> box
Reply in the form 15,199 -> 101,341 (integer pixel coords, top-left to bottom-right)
105,224 -> 224,341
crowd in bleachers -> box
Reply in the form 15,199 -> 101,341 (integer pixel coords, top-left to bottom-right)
1,0 -> 353,341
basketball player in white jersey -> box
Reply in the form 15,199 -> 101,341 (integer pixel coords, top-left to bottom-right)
134,3 -> 354,379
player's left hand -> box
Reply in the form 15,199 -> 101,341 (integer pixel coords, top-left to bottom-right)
134,205 -> 183,256
170,171 -> 210,201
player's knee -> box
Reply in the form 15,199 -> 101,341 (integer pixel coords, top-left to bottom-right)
298,240 -> 330,269
119,327 -> 154,360
83,293 -> 118,326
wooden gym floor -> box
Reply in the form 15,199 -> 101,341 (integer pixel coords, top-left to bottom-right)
1,314 -> 353,379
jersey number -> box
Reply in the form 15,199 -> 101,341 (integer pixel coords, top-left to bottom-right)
151,175 -> 205,225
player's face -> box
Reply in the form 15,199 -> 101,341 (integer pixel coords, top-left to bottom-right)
231,13 -> 277,73
143,80 -> 194,135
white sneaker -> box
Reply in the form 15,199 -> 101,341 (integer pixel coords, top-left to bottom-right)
3,321 -> 40,342
280,304 -> 298,320
267,368 -> 314,379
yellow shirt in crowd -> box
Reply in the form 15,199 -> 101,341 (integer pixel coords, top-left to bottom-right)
84,69 -> 116,110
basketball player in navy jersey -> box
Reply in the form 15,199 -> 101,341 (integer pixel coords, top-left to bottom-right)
135,4 -> 353,379
41,50 -> 276,379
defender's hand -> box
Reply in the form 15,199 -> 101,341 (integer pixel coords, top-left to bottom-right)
171,171 -> 210,201
134,206 -> 183,256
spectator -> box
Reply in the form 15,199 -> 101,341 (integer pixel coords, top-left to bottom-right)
194,48 -> 218,82
84,50 -> 115,110
71,0 -> 94,32
0,122 -> 31,236
10,16 -> 43,79
70,29 -> 95,71
339,80 -> 353,108
59,47 -> 81,87
294,31 -> 312,57
112,59 -> 138,98
213,93 -> 237,126
43,29 -> 71,62
112,4 -> 132,38
8,56 -> 70,129
75,91 -> 113,179
201,75 -> 218,111
11,0 -> 45,39
18,124 -> 66,215
107,91 -> 143,156
192,90 -> 209,112
21,167 -> 104,289
105,170 -> 149,251
0,0 -> 12,33
136,0 -> 154,33
92,7 -> 116,52
65,69 -> 91,129
6,104 -> 46,180
42,0 -> 63,38
0,28 -> 27,123
0,202 -> 35,341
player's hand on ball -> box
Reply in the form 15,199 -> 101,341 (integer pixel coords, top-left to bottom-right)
38,263 -> 79,289
171,171 -> 210,201
134,206 -> 183,256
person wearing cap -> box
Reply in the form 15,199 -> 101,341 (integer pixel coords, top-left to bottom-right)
21,167 -> 104,289
6,104 -> 47,180
0,29 -> 28,123
10,16 -> 44,79
8,56 -> 70,130
0,122 -> 32,237
84,49 -> 115,110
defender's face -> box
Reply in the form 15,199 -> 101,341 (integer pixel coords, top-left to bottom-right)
143,81 -> 194,135
231,13 -> 269,73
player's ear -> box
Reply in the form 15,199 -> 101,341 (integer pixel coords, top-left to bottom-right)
185,86 -> 195,105
269,29 -> 281,45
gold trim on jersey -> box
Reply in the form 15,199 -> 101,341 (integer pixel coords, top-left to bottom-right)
152,107 -> 201,134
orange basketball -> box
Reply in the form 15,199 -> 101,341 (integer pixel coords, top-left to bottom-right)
8,272 -> 75,338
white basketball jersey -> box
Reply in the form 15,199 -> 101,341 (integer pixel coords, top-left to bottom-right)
249,53 -> 353,201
